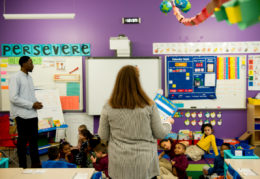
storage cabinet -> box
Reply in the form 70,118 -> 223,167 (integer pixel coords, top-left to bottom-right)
247,104 -> 260,145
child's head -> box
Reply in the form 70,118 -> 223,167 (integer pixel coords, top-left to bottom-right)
79,129 -> 93,141
159,139 -> 172,151
78,124 -> 87,133
93,143 -> 107,158
89,135 -> 101,150
220,143 -> 231,157
60,141 -> 71,155
174,143 -> 186,155
48,146 -> 59,160
201,123 -> 213,136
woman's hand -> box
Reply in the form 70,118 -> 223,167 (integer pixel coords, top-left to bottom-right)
166,117 -> 174,125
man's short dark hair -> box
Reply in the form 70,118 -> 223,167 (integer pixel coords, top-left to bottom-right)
19,56 -> 30,67
48,146 -> 59,160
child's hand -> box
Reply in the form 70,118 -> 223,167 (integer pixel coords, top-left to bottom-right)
90,155 -> 96,163
171,161 -> 176,165
203,169 -> 208,175
65,151 -> 71,156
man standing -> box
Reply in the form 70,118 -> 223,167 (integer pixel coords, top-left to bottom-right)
9,56 -> 43,168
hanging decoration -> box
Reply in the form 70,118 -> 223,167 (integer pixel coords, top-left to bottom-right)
174,0 -> 191,13
191,119 -> 196,126
210,119 -> 216,126
184,119 -> 190,126
198,119 -> 203,126
171,0 -> 260,29
160,0 -> 173,15
198,111 -> 203,118
191,112 -> 196,118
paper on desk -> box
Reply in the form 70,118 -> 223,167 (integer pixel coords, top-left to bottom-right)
237,168 -> 258,176
23,169 -> 47,174
73,173 -> 89,179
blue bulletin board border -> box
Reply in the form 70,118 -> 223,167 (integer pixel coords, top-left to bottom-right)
165,56 -> 217,100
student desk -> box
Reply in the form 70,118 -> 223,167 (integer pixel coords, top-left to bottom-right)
0,168 -> 23,179
224,150 -> 259,159
223,150 -> 259,176
225,159 -> 260,178
0,168 -> 95,179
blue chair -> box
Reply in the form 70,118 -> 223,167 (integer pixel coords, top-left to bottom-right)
226,164 -> 241,179
42,160 -> 77,168
91,172 -> 102,179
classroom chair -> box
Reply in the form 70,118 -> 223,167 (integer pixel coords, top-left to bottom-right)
91,172 -> 103,179
0,114 -> 18,166
42,160 -> 77,168
226,164 -> 241,179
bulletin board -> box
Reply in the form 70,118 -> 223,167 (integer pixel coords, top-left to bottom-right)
165,55 -> 247,109
85,57 -> 161,115
248,55 -> 260,91
0,56 -> 83,111
166,56 -> 217,100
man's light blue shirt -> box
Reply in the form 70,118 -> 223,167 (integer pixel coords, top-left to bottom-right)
9,71 -> 38,119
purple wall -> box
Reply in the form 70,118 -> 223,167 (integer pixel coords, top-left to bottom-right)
1,0 -> 260,139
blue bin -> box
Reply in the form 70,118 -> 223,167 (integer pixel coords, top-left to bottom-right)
216,138 -> 223,146
255,124 -> 260,130
231,143 -> 255,156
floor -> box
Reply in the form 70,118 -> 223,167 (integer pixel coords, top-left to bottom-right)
3,146 -> 260,168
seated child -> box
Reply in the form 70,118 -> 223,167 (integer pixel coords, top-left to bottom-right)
159,143 -> 189,179
158,138 -> 188,169
42,146 -> 76,168
173,143 -> 189,179
200,143 -> 231,179
90,143 -> 110,178
75,128 -> 93,167
72,124 -> 88,150
185,123 -> 219,161
59,141 -> 74,163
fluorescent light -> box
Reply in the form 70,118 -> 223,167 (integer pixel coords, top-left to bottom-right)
3,13 -> 75,20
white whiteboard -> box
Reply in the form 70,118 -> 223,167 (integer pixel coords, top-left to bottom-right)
86,57 -> 161,115
0,56 -> 83,111
168,55 -> 247,109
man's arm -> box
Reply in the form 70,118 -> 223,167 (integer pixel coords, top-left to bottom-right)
9,76 -> 34,109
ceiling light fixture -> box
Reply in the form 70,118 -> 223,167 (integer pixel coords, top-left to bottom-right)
3,13 -> 75,20
2,0 -> 75,20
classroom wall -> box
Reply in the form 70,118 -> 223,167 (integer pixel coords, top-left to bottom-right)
0,0 -> 260,139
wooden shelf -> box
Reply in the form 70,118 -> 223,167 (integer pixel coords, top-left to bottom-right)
253,141 -> 260,145
247,104 -> 260,145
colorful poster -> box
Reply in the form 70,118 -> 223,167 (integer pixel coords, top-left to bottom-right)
217,56 -> 240,80
248,55 -> 260,91
166,56 -> 217,100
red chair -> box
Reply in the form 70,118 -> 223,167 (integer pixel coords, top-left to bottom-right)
0,114 -> 18,166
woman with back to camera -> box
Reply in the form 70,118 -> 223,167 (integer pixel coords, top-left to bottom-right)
98,65 -> 174,179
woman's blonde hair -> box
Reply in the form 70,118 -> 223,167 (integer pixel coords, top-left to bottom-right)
109,65 -> 154,109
